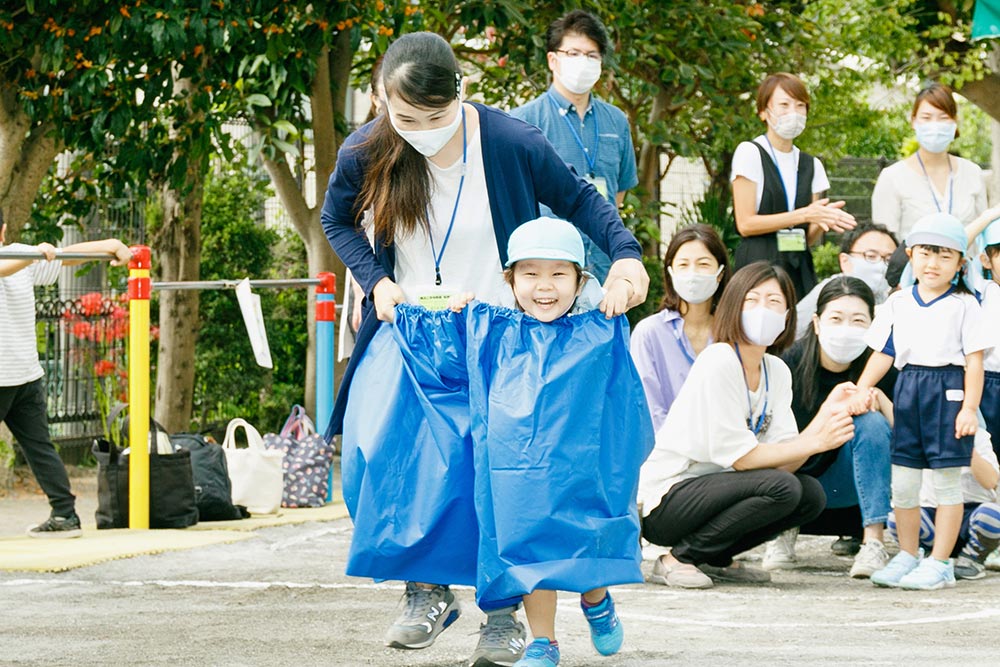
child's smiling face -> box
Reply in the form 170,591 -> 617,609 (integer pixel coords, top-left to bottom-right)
511,259 -> 582,322
907,244 -> 963,293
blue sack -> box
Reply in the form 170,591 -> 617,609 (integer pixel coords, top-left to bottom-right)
464,302 -> 655,608
340,314 -> 478,586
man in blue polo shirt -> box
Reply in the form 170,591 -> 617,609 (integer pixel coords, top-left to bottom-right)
510,9 -> 638,282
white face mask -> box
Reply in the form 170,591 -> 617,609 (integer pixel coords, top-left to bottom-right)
556,55 -> 602,95
741,305 -> 787,347
848,257 -> 889,299
386,99 -> 463,157
767,110 -> 807,140
914,120 -> 956,154
818,324 -> 869,365
668,266 -> 722,305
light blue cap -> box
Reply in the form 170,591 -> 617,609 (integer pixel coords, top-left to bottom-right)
905,212 -> 969,256
505,217 -> 585,268
981,219 -> 1000,248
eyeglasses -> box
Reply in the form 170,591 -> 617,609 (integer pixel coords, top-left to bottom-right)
555,49 -> 602,63
849,250 -> 894,264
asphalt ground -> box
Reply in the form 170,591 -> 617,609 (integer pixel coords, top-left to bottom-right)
2,504 -> 999,666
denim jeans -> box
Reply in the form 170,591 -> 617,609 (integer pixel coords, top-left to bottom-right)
816,411 -> 891,527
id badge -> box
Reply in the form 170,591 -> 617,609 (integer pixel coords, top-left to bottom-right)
414,284 -> 456,311
584,175 -> 609,199
776,228 -> 807,253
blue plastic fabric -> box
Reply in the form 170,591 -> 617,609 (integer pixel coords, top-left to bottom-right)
340,314 -> 478,586
342,302 -> 654,609
463,302 -> 654,607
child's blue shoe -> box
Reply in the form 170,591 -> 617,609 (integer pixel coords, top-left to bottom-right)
871,550 -> 921,588
898,557 -> 956,590
513,638 -> 560,667
581,592 -> 624,656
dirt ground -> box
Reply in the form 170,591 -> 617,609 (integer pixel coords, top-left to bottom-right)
2,463 -> 999,666
0,465 -> 99,536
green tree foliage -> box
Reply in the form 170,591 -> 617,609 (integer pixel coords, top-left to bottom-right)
194,155 -> 307,434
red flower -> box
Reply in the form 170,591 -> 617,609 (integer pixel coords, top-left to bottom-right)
71,321 -> 94,340
78,292 -> 105,316
94,360 -> 116,377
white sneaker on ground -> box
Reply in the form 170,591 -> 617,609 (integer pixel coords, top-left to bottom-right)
762,528 -> 799,571
849,539 -> 889,579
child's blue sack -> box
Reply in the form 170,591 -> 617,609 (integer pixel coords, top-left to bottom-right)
340,314 -> 478,586
463,302 -> 654,607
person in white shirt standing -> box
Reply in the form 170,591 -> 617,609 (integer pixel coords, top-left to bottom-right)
0,220 -> 131,538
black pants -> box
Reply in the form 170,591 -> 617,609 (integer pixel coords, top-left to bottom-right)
642,469 -> 825,567
0,378 -> 76,517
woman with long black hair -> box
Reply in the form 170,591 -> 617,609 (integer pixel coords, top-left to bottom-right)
774,276 -> 896,578
319,31 -> 648,666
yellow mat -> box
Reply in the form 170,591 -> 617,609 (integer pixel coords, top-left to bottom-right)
0,529 -> 254,572
186,501 -> 351,532
0,501 -> 351,573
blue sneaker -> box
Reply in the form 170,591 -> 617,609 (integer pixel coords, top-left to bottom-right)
513,638 -> 560,667
871,550 -> 921,588
898,558 -> 956,590
581,592 -> 624,656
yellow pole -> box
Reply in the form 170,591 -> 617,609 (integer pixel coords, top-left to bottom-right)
128,246 -> 151,529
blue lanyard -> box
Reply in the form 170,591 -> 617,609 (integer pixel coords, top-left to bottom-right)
734,343 -> 770,436
548,93 -> 599,177
916,152 -> 953,215
670,318 -> 697,366
427,108 -> 466,286
762,136 -> 797,213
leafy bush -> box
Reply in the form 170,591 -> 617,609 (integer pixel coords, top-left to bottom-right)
192,158 -> 308,435
812,241 -> 841,280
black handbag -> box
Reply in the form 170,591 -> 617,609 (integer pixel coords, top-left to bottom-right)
169,433 -> 247,521
93,413 -> 199,529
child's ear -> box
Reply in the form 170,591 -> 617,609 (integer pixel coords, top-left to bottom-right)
904,246 -> 913,260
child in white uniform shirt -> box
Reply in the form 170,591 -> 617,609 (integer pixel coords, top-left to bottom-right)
851,212 -> 989,589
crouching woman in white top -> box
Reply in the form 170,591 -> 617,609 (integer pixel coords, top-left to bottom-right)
638,261 -> 857,588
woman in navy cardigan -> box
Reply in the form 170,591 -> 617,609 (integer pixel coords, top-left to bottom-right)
319,31 -> 647,665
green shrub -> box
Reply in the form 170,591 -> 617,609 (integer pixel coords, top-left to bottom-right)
812,241 -> 841,280
192,157 -> 308,434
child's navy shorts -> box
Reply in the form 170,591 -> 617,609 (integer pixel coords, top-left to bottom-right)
892,364 -> 973,469
982,370 -> 1000,459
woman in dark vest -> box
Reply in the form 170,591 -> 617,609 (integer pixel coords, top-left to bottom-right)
730,72 -> 857,300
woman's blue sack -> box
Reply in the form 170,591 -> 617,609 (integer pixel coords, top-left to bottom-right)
340,312 -> 478,586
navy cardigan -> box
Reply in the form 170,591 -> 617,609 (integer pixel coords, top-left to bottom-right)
320,102 -> 642,437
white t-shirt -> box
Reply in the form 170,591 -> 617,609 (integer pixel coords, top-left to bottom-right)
393,128 -> 512,308
920,428 -> 999,506
0,244 -> 62,386
870,157 -> 987,239
730,135 -> 831,211
982,281 -> 1000,373
637,343 -> 799,516
865,287 -> 989,369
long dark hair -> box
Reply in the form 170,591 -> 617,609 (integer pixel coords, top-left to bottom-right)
357,32 -> 461,245
793,276 -> 875,414
660,223 -> 731,314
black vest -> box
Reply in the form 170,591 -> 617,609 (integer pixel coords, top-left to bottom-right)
734,141 -> 818,300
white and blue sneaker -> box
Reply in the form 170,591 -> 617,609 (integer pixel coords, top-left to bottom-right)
898,557 -> 956,590
871,550 -> 921,588
581,592 -> 624,656
514,638 -> 560,667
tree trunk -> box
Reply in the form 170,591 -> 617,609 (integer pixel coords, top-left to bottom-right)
635,89 -> 671,256
153,77 -> 206,433
958,71 -> 1000,123
0,85 -> 60,236
260,33 -> 351,420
